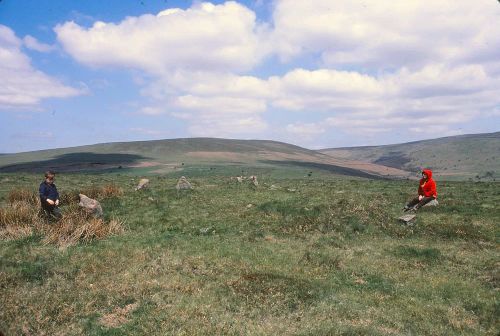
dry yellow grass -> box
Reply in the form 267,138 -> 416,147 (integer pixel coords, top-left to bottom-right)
7,188 -> 38,205
0,188 -> 124,247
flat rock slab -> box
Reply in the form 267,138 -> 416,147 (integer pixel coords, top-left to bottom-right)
398,214 -> 416,223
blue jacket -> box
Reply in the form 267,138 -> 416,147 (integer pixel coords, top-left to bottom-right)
39,181 -> 59,205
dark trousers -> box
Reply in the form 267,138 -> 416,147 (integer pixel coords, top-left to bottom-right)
41,204 -> 62,221
406,196 -> 435,210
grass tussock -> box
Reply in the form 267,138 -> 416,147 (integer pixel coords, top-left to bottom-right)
0,188 -> 124,247
42,204 -> 124,248
7,188 -> 38,205
60,183 -> 124,204
0,201 -> 40,240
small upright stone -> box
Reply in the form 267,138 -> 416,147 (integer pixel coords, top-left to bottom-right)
135,178 -> 149,191
78,194 -> 103,218
249,175 -> 258,187
176,176 -> 192,191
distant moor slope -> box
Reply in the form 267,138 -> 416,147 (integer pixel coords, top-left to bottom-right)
0,138 -> 409,179
320,132 -> 500,180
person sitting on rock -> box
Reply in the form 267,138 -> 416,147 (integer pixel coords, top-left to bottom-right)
404,169 -> 437,212
39,170 -> 62,220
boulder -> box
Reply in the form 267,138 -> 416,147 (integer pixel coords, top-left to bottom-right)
236,176 -> 243,183
79,194 -> 103,218
176,176 -> 192,191
135,178 -> 149,191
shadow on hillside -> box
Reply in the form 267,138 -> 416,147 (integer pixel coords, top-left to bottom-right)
373,151 -> 411,170
261,160 -> 386,180
0,152 -> 149,173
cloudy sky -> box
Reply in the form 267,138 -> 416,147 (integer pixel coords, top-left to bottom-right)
1,0 -> 499,153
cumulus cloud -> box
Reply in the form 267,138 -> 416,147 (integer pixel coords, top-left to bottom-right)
53,0 -> 499,142
23,35 -> 55,52
170,94 -> 268,136
271,0 -> 500,69
285,122 -> 326,138
0,25 -> 83,110
55,2 -> 269,73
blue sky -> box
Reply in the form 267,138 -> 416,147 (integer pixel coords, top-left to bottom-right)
1,0 -> 499,153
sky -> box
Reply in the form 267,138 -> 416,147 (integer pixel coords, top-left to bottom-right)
0,0 -> 499,153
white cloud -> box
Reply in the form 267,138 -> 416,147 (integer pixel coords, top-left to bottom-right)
271,0 -> 500,69
52,1 -> 499,142
171,95 -> 268,136
23,35 -> 55,52
55,2 -> 269,73
0,25 -> 83,110
285,122 -> 325,138
270,68 -> 385,111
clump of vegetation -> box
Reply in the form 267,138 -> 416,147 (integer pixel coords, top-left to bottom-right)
7,188 -> 38,205
60,183 -> 123,204
42,204 -> 123,248
0,200 -> 39,240
0,187 -> 124,247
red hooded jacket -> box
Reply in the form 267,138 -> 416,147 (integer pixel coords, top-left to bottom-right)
418,169 -> 437,198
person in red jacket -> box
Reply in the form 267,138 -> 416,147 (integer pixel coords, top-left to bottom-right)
404,169 -> 437,211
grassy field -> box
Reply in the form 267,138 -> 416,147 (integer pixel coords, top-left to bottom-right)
0,170 -> 498,335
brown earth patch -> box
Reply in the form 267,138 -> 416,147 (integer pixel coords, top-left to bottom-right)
185,151 -> 249,161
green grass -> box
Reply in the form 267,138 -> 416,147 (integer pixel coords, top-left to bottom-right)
0,172 -> 499,335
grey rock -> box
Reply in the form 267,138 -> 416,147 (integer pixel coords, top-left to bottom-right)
135,178 -> 149,191
398,214 -> 416,224
78,194 -> 103,218
249,175 -> 258,187
199,227 -> 214,235
423,199 -> 439,207
176,176 -> 192,190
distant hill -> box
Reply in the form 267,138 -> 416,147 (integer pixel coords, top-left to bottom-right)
320,132 -> 500,180
0,138 -> 409,179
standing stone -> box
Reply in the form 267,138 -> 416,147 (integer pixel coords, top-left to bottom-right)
135,178 -> 149,191
249,175 -> 258,187
79,194 -> 103,218
176,176 -> 192,191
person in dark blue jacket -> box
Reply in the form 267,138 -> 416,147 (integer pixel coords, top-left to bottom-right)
39,170 -> 62,220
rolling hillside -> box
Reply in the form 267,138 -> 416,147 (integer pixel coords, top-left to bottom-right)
320,132 -> 500,180
0,138 -> 409,179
